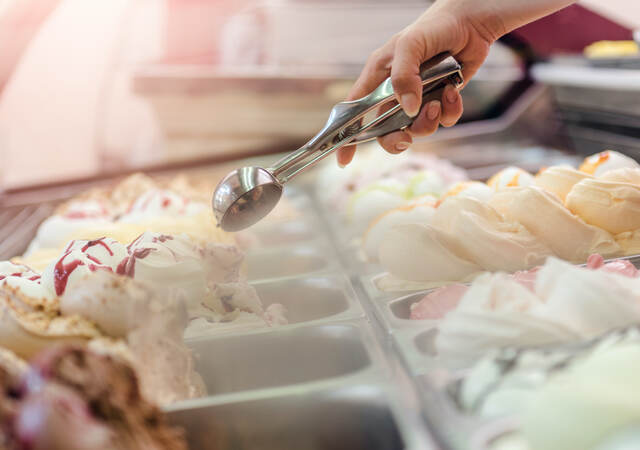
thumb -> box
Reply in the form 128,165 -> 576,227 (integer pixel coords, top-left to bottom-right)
391,26 -> 447,118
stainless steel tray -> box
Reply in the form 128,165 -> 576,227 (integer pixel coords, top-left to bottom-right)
251,274 -> 364,325
167,385 -> 412,450
246,244 -> 338,283
185,321 -> 385,399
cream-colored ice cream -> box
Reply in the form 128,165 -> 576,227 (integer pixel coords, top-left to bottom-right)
439,181 -> 494,204
489,186 -> 620,262
579,150 -> 640,176
375,151 -> 640,287
534,165 -> 593,201
432,197 -> 552,272
566,178 -> 640,235
376,196 -> 552,287
600,167 -> 640,184
487,166 -> 534,190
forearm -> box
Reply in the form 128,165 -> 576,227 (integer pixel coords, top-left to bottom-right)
428,0 -> 578,42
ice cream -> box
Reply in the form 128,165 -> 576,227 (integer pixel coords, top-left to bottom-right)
458,326 -> 640,418
434,256 -> 640,368
579,150 -> 640,176
34,232 -> 286,340
375,151 -> 640,287
362,201 -> 436,262
379,223 -> 482,285
0,345 -> 187,450
487,166 -> 534,190
315,142 -> 467,237
458,327 -> 640,450
0,272 -> 102,359
378,196 -> 551,288
566,178 -> 640,235
438,181 -> 494,204
534,165 -> 593,201
522,339 -> 640,450
490,186 -> 621,262
346,180 -> 408,236
409,284 -> 468,320
316,142 -> 467,208
40,237 -> 128,296
25,173 -> 234,259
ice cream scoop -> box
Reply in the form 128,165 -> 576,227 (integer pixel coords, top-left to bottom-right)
213,54 -> 463,231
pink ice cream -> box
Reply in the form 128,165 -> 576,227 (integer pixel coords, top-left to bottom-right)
409,255 -> 639,320
586,253 -> 640,278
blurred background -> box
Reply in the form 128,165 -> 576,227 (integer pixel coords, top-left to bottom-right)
0,0 -> 639,190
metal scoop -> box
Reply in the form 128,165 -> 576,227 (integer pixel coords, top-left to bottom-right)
213,53 -> 463,231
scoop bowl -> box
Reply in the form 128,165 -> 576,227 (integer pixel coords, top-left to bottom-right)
212,166 -> 283,232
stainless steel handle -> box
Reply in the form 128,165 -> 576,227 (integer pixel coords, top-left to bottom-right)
271,53 -> 463,183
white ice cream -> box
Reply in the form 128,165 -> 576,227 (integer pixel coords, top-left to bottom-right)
362,201 -> 436,262
40,237 -> 128,297
436,257 -> 640,368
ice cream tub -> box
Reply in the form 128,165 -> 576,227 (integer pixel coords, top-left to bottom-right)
391,327 -> 445,377
185,322 -> 387,401
248,218 -> 322,249
246,244 -> 338,283
369,291 -> 439,335
251,274 -> 365,326
167,384 -> 411,450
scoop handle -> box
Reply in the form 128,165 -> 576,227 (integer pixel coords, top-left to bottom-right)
271,53 -> 463,183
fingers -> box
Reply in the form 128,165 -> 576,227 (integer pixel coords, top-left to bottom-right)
390,32 -> 425,118
391,24 -> 449,118
337,145 -> 357,167
347,38 -> 396,101
439,84 -> 463,127
408,100 -> 441,136
338,40 -> 398,167
378,130 -> 413,154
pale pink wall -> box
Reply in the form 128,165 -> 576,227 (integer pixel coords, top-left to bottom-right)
0,0 -> 164,189
581,0 -> 640,28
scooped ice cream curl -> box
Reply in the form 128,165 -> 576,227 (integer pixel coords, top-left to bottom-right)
534,165 -> 593,202
579,150 -> 640,176
487,166 -> 534,190
566,178 -> 640,235
489,186 -> 620,262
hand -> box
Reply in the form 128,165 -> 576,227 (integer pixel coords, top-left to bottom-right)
337,0 -> 576,166
337,2 -> 500,166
